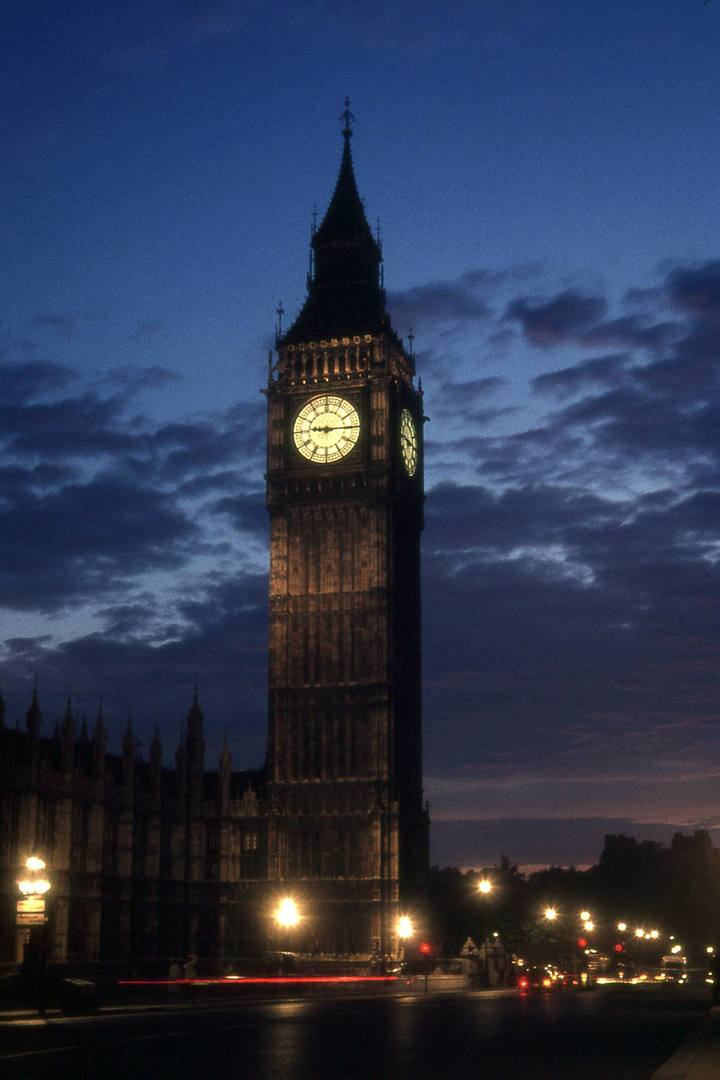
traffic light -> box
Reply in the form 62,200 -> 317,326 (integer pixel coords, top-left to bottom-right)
578,938 -> 587,948
614,943 -> 623,953
418,941 -> 435,973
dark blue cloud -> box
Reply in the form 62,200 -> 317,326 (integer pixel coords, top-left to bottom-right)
532,353 -> 631,399
0,361 -> 75,404
505,289 -> 608,346
666,260 -> 720,322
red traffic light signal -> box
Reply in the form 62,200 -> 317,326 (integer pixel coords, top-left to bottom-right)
614,943 -> 623,952
420,942 -> 432,955
578,938 -> 587,948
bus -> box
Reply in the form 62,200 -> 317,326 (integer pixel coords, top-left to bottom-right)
661,954 -> 688,983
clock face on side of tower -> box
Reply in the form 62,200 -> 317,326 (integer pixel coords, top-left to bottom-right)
293,394 -> 361,464
400,408 -> 418,476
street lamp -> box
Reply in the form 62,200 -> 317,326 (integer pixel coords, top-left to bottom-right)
275,897 -> 299,928
16,855 -> 51,1012
18,856 -> 51,898
274,897 -> 300,963
397,915 -> 413,963
477,879 -> 493,987
544,907 -> 558,922
398,915 -> 413,939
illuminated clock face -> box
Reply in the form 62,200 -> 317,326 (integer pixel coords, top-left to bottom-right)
400,408 -> 418,476
293,395 -> 361,463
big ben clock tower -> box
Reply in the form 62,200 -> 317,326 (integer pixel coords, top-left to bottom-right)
265,104 -> 428,958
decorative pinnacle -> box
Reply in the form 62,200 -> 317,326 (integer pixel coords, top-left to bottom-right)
340,96 -> 355,140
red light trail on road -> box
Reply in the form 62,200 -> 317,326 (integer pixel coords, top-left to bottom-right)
117,976 -> 399,986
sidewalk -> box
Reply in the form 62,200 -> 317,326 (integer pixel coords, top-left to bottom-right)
650,1005 -> 720,1079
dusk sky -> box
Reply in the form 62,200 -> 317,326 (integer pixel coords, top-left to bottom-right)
3,0 -> 720,872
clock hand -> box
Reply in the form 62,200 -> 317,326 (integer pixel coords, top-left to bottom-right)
311,422 -> 355,432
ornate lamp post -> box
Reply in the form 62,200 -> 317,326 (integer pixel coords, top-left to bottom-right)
477,878 -> 493,987
397,915 -> 413,963
17,855 -> 51,947
274,896 -> 300,968
17,855 -> 51,1013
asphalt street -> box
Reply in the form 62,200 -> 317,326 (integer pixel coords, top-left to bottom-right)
0,984 -> 714,1080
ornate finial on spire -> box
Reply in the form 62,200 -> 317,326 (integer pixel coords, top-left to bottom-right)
408,328 -> 415,357
309,206 -> 317,282
151,716 -> 162,758
94,699 -> 106,741
340,96 -> 355,140
275,301 -> 285,344
26,679 -> 42,738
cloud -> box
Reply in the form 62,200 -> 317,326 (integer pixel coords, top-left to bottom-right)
388,265 -> 545,336
388,276 -> 492,330
31,314 -> 76,339
0,474 -> 201,613
0,360 -> 266,622
505,289 -> 608,346
532,353 -> 631,399
432,377 -> 511,424
0,361 -> 75,404
666,259 -> 720,323
130,321 -> 169,343
211,491 -> 268,538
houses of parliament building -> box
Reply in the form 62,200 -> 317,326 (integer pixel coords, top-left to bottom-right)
0,108 -> 429,967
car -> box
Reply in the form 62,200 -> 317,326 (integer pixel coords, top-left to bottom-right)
518,967 -> 555,993
0,969 -> 98,1015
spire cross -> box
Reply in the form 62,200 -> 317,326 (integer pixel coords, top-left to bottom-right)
340,97 -> 355,139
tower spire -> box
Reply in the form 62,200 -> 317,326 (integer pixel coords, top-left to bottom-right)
278,102 -> 389,348
340,96 -> 355,141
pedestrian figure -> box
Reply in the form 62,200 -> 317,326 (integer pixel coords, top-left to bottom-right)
183,954 -> 197,1001
168,957 -> 183,997
712,953 -> 720,1004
